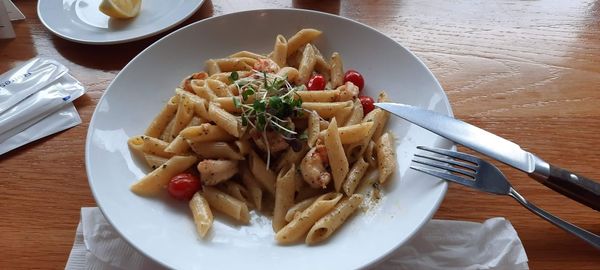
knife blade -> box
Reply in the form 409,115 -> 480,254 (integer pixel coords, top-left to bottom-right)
375,102 -> 600,211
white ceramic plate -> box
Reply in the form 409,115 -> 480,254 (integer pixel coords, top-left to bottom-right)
37,0 -> 205,44
86,9 -> 453,270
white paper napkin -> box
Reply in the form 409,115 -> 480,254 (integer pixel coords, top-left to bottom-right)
65,207 -> 528,270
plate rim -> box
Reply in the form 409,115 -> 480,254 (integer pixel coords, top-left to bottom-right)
85,8 -> 454,269
37,0 -> 206,45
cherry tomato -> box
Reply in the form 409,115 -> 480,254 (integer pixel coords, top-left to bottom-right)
343,70 -> 364,91
359,96 -> 375,115
307,74 -> 326,90
167,173 -> 201,201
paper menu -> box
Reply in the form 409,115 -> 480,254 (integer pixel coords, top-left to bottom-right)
4,0 -> 25,21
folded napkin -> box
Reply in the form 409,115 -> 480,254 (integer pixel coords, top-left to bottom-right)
66,207 -> 528,269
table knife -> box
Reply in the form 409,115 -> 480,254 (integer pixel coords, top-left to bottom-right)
375,102 -> 600,211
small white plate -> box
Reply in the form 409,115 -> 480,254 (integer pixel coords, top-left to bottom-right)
37,0 -> 205,44
86,9 -> 453,270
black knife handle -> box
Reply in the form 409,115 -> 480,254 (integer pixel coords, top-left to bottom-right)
536,165 -> 600,211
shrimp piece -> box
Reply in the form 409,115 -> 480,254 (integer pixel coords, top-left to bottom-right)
300,145 -> 331,189
251,130 -> 289,153
197,159 -> 238,186
337,81 -> 359,101
254,58 -> 280,73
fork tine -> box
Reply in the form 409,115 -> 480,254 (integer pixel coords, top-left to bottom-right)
412,159 -> 476,178
410,165 -> 477,188
416,146 -> 480,164
414,153 -> 478,171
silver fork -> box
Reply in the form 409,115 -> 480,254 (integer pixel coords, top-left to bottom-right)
411,146 -> 600,250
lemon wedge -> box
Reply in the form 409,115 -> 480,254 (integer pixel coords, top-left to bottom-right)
99,0 -> 141,19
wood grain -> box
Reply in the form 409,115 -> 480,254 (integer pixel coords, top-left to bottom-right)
1,0 -> 599,269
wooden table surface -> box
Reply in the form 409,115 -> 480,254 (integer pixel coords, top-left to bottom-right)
1,0 -> 599,269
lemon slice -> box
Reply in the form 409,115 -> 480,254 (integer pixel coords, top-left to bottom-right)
99,0 -> 141,19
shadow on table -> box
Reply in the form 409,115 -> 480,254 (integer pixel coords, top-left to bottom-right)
51,0 -> 215,71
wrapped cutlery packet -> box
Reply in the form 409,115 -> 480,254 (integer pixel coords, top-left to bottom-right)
0,58 -> 86,155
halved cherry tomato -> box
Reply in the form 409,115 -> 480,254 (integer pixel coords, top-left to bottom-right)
343,70 -> 364,91
167,173 -> 201,201
359,96 -> 375,115
307,74 -> 326,90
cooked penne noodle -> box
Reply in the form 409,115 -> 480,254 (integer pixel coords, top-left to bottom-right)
344,99 -> 364,127
208,102 -> 241,137
286,28 -> 322,57
222,181 -> 250,205
275,143 -> 309,172
306,194 -> 363,244
273,164 -> 297,232
330,52 -> 344,88
180,123 -> 235,143
190,79 -> 218,101
270,35 -> 288,67
276,67 -> 299,82
189,192 -> 213,238
205,59 -> 221,75
229,50 -> 265,59
376,132 -> 396,184
275,192 -> 342,244
241,165 -> 263,211
206,79 -> 232,97
209,71 -> 252,84
364,140 -> 377,168
248,151 -> 276,194
317,122 -> 374,145
295,90 -> 339,102
325,119 -> 349,192
296,44 -> 317,85
130,155 -> 197,196
337,81 -> 359,101
235,139 -> 252,156
189,141 -> 244,160
374,91 -> 391,139
213,97 -> 242,113
311,45 -> 330,78
307,110 -> 320,147
175,88 -> 210,120
213,57 -> 257,72
202,186 -> 250,224
343,157 -> 370,196
284,196 -> 318,222
197,159 -> 239,186
167,93 -> 195,141
164,135 -> 190,154
145,96 -> 178,137
143,153 -> 169,170
301,101 -> 353,118
333,105 -> 353,126
128,135 -> 174,158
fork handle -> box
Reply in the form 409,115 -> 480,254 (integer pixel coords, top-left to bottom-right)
508,188 -> 600,250
531,165 -> 600,211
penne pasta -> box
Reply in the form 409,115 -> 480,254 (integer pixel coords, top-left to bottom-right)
208,102 -> 241,137
205,59 -> 221,75
213,57 -> 258,72
284,196 -> 318,222
130,155 -> 197,196
189,141 -> 244,160
197,159 -> 239,186
189,192 -> 213,238
222,181 -> 250,205
175,88 -> 210,120
213,97 -> 242,113
143,153 -> 169,170
275,192 -> 342,244
286,28 -> 322,57
145,96 -> 178,137
296,44 -> 317,85
241,165 -> 263,211
301,101 -> 353,119
306,194 -> 363,244
295,90 -> 339,102
330,52 -> 344,88
179,123 -> 235,143
248,151 -> 276,194
202,186 -> 250,224
342,157 -> 370,196
206,79 -> 232,97
306,110 -> 320,148
270,35 -> 288,68
344,99 -> 364,127
325,119 -> 349,192
164,135 -> 190,155
128,135 -> 174,158
273,164 -> 297,232
229,50 -> 265,60
376,132 -> 396,184
317,122 -> 374,145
